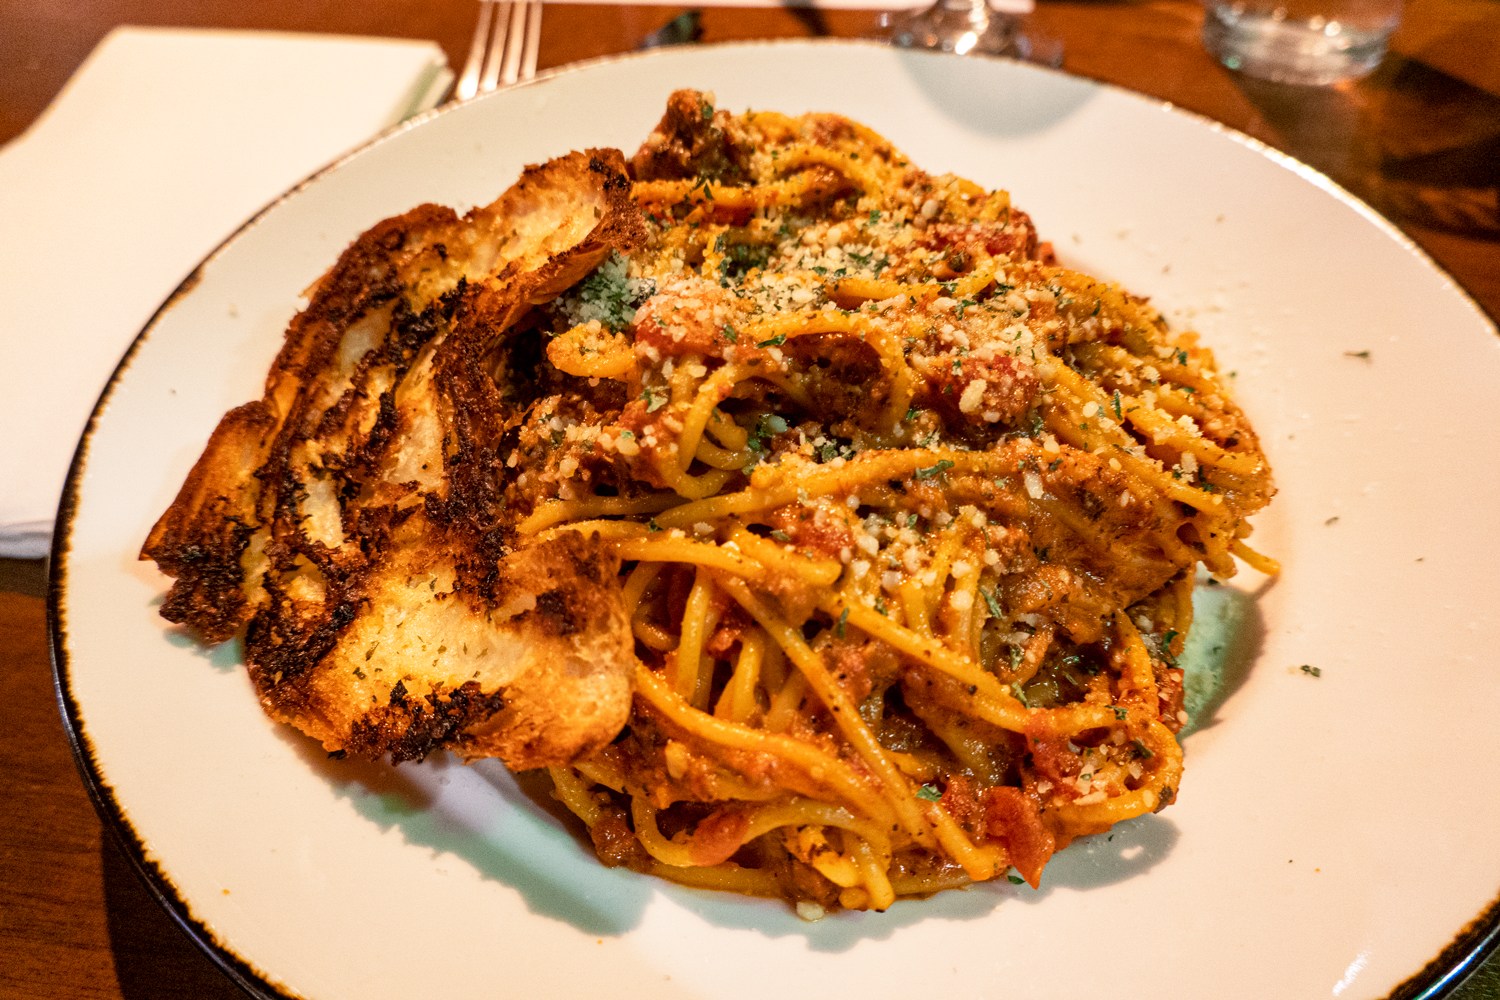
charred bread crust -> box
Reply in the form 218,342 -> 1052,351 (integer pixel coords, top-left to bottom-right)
143,149 -> 646,767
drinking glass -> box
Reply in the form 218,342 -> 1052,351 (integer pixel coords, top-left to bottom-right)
886,0 -> 1063,65
1201,0 -> 1402,84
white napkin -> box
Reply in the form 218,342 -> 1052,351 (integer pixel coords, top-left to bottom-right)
0,26 -> 452,560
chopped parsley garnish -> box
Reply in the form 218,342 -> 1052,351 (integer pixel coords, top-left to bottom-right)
743,413 -> 790,469
915,784 -> 942,801
756,333 -> 787,348
641,387 -> 668,412
566,252 -> 647,331
835,607 -> 850,638
913,459 -> 955,480
748,414 -> 788,447
1159,630 -> 1179,667
717,240 -> 772,281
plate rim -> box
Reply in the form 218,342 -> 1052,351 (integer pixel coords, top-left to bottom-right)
45,37 -> 1500,1000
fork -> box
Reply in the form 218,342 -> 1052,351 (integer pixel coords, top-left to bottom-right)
454,0 -> 542,101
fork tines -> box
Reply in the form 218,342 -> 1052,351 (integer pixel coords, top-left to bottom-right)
456,0 -> 542,101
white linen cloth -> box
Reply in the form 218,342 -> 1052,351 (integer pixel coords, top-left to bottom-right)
0,27 -> 451,559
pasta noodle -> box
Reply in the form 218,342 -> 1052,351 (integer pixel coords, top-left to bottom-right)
508,91 -> 1276,912
146,88 -> 1275,916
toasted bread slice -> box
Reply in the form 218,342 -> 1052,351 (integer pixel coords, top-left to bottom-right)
143,150 -> 646,768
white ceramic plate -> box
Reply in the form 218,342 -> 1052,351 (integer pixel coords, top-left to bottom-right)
52,40 -> 1500,1000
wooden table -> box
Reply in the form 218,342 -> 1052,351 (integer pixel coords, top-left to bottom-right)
2,3 -> 1496,997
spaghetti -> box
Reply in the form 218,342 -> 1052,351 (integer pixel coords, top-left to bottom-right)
508,92 -> 1275,912
147,89 -> 1276,915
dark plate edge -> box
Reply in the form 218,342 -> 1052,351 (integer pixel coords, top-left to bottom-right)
46,335 -> 291,999
1392,894 -> 1500,999
40,37 -> 1500,1000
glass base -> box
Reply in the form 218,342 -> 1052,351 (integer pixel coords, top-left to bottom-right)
887,0 -> 1061,65
1202,6 -> 1392,85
